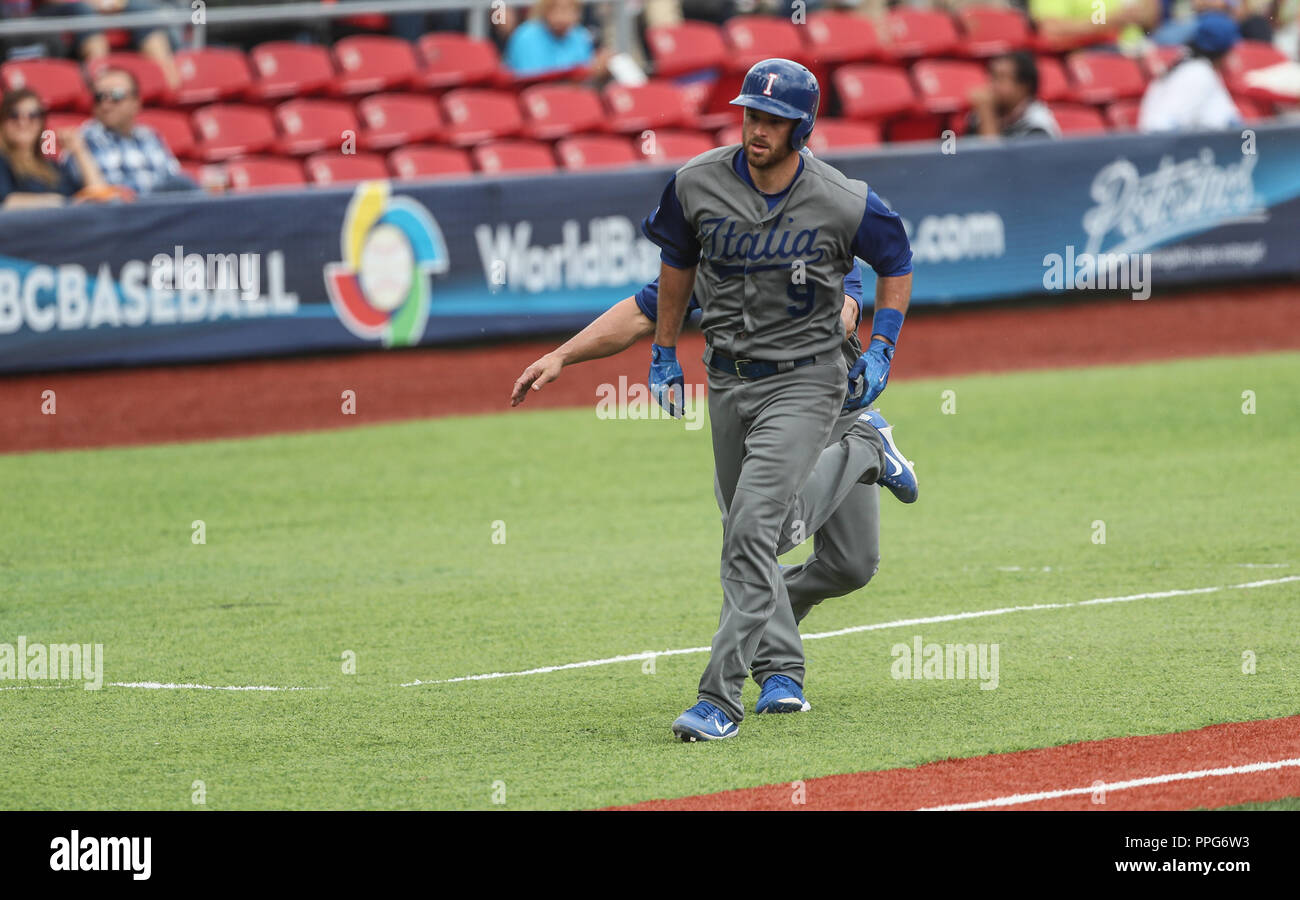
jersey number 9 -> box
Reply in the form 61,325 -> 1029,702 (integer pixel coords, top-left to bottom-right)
786,281 -> 815,318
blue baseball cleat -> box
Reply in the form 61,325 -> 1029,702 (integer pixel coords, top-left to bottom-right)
672,700 -> 739,742
755,674 -> 811,714
859,410 -> 918,504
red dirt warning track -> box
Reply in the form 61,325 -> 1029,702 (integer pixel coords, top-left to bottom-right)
1,284 -> 1298,455
615,715 -> 1300,811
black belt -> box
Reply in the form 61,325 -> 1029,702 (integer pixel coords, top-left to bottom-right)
704,346 -> 820,381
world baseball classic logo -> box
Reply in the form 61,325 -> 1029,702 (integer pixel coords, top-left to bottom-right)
324,181 -> 449,347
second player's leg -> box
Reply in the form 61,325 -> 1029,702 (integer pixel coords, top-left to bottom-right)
751,414 -> 885,687
784,479 -> 882,624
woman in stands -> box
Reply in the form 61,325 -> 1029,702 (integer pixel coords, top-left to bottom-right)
0,88 -> 108,210
504,0 -> 609,78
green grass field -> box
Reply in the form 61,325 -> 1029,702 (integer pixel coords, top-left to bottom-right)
2,351 -> 1297,810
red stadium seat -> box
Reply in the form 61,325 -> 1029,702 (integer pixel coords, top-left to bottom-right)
880,9 -> 960,61
956,6 -> 1031,57
1,59 -> 91,111
304,151 -> 389,186
87,53 -> 169,104
356,93 -> 442,150
676,78 -> 713,118
519,83 -> 605,140
602,81 -> 690,133
440,89 -> 523,146
331,35 -> 419,96
695,72 -> 748,129
884,112 -> 946,143
722,16 -> 804,72
388,145 -> 474,180
1234,95 -> 1272,122
715,124 -> 742,145
555,135 -> 640,171
472,140 -> 557,174
174,48 -> 253,106
136,108 -> 196,159
1223,40 -> 1289,94
225,156 -> 306,191
1033,26 -> 1118,53
1048,102 -> 1108,135
192,104 -> 277,161
1067,51 -> 1146,104
833,65 -> 917,120
645,21 -> 727,77
248,42 -> 335,100
504,63 -> 593,89
1140,44 -> 1184,79
805,118 -> 882,153
639,128 -> 715,163
800,11 -> 881,65
1035,56 -> 1071,102
417,32 -> 502,89
1104,98 -> 1141,130
274,99 -> 358,156
911,59 -> 988,115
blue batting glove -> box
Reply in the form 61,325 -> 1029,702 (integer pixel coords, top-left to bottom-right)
649,343 -> 685,418
843,338 -> 894,412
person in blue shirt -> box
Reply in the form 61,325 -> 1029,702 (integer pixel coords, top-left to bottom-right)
503,0 -> 604,78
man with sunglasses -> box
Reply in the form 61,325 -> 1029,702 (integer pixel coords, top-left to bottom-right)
78,68 -> 196,196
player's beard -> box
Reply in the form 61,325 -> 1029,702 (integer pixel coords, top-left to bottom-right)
744,137 -> 793,170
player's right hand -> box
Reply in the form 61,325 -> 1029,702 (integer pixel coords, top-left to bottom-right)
510,353 -> 563,406
649,343 -> 685,418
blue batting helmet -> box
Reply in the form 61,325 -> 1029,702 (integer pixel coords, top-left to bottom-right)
730,58 -> 820,150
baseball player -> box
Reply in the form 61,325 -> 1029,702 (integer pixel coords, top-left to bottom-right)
640,58 -> 914,741
509,265 -> 918,717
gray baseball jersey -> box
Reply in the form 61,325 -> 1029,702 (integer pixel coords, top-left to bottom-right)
642,145 -> 913,361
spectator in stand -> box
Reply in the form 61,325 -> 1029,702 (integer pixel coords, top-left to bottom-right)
19,0 -> 183,90
967,51 -> 1062,137
1139,11 -> 1243,130
1029,0 -> 1160,49
0,87 -> 108,209
504,0 -> 609,78
1152,0 -> 1271,45
77,67 -> 195,194
1278,0 -> 1299,60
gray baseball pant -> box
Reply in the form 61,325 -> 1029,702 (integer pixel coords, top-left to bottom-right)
698,356 -> 883,723
710,410 -> 886,697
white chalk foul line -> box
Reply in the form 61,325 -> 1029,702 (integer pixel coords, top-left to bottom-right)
400,574 -> 1300,687
918,757 -> 1300,811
